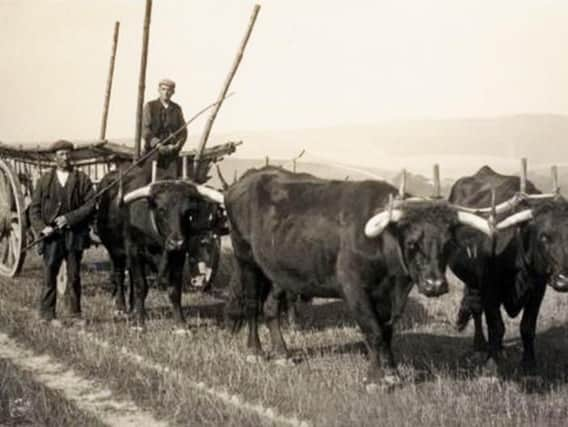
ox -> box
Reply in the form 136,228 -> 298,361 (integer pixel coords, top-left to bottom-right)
96,166 -> 223,329
449,165 -> 568,375
221,166 -> 495,388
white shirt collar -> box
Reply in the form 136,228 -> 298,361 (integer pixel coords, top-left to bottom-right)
56,169 -> 70,186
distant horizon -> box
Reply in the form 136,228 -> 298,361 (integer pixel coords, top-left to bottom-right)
3,111 -> 568,145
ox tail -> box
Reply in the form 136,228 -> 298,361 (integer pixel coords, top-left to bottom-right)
223,258 -> 268,334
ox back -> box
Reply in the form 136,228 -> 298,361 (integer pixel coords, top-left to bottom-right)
226,167 -> 405,300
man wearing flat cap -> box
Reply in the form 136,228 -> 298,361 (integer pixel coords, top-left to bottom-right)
29,140 -> 95,326
142,78 -> 187,178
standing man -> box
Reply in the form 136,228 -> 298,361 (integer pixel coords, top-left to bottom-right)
142,78 -> 187,178
29,140 -> 95,326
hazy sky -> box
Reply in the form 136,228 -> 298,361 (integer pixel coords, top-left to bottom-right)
1,0 -> 568,143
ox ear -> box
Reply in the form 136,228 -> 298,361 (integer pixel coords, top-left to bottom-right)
380,227 -> 410,276
452,222 -> 514,256
493,227 -> 517,256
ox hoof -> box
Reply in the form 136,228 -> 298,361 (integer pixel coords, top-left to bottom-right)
130,325 -> 145,333
480,358 -> 500,379
364,372 -> 402,393
272,357 -> 296,368
172,327 -> 192,337
113,310 -> 129,320
477,375 -> 499,386
461,350 -> 488,368
365,375 -> 402,393
246,354 -> 264,364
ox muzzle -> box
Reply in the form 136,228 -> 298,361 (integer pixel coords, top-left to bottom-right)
550,273 -> 568,292
419,277 -> 449,297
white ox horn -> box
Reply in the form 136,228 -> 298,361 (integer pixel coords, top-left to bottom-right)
496,209 -> 533,230
194,184 -> 225,205
123,185 -> 152,204
456,211 -> 493,237
364,209 -> 404,238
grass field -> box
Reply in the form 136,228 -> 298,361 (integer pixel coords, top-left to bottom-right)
1,241 -> 568,426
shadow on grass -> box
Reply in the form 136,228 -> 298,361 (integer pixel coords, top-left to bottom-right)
297,323 -> 568,392
284,297 -> 436,332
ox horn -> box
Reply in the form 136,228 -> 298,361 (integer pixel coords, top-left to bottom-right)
123,185 -> 152,204
194,184 -> 225,205
496,209 -> 533,230
456,211 -> 493,237
364,194 -> 404,238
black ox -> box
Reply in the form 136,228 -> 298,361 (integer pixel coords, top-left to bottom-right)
96,167 -> 224,329
448,165 -> 568,375
223,166 -> 494,388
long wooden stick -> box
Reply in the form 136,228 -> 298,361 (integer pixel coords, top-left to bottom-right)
99,21 -> 120,141
193,4 -> 261,182
134,0 -> 152,160
520,158 -> 527,193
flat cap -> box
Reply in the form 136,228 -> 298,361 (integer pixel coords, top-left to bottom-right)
48,139 -> 74,153
158,78 -> 176,89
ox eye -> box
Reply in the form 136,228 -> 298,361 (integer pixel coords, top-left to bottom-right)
540,234 -> 551,244
406,240 -> 418,252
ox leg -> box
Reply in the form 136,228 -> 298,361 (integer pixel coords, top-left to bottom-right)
237,262 -> 263,357
111,257 -> 127,315
519,283 -> 546,375
482,303 -> 505,377
472,313 -> 488,352
341,275 -> 398,388
127,267 -> 135,313
168,252 -> 186,327
130,255 -> 149,328
264,287 -> 288,358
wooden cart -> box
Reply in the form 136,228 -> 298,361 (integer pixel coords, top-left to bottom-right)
0,139 -> 240,290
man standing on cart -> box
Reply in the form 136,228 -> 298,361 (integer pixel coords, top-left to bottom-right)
29,140 -> 95,327
142,78 -> 187,179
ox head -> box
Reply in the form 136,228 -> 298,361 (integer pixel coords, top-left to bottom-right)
496,197 -> 568,292
123,180 -> 224,252
365,197 -> 493,297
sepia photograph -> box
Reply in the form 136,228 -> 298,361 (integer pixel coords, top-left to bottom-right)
1,0 -> 568,425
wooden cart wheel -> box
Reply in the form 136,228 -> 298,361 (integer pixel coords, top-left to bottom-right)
0,159 -> 26,277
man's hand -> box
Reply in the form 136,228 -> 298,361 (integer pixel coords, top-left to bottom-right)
54,216 -> 68,229
150,137 -> 161,148
40,226 -> 55,237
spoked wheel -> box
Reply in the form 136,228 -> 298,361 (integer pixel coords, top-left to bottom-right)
0,159 -> 26,277
184,233 -> 221,292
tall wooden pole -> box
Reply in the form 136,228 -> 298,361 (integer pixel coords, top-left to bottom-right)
134,0 -> 152,160
193,4 -> 261,181
99,21 -> 120,141
432,164 -> 441,198
520,158 -> 527,193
